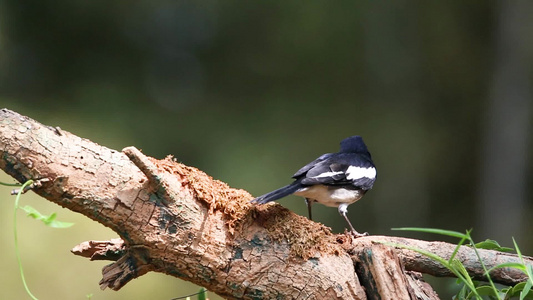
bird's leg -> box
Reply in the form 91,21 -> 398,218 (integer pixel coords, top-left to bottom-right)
305,198 -> 313,220
338,203 -> 368,238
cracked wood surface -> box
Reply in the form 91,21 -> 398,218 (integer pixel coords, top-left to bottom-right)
1,108 -> 532,299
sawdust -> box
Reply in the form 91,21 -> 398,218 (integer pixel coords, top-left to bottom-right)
252,204 -> 344,259
152,156 -> 252,235
152,155 -> 345,259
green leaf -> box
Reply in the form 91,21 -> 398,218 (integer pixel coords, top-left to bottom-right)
521,280 -> 533,300
451,259 -> 476,291
455,285 -> 467,299
513,237 -> 524,259
19,205 -> 74,228
451,259 -> 469,279
392,227 -> 469,239
475,285 -> 500,296
491,262 -> 526,273
47,219 -> 75,228
511,238 -> 533,286
475,239 -> 514,252
197,288 -> 207,300
510,282 -> 533,300
43,212 -> 57,224
450,236 -> 469,264
20,205 -> 42,219
526,264 -> 533,281
382,242 -> 451,268
448,259 -> 482,299
501,287 -> 513,300
512,282 -> 527,293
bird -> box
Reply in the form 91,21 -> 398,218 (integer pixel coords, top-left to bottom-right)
251,135 -> 377,237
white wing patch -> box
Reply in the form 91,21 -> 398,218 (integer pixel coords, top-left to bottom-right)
312,171 -> 344,178
346,166 -> 376,180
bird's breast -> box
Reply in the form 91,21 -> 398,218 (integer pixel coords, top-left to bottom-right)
294,185 -> 365,208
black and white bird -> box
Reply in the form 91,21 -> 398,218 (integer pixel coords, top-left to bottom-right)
251,135 -> 377,237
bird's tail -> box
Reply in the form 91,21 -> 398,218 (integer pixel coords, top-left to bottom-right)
251,182 -> 302,204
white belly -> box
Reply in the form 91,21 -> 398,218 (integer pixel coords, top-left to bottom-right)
294,185 -> 364,208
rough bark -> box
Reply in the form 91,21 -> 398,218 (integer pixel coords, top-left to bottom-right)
0,108 -> 531,299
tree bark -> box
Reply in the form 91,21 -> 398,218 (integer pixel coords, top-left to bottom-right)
0,108 -> 530,299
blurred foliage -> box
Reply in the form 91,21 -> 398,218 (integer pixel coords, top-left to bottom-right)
0,1 -> 531,299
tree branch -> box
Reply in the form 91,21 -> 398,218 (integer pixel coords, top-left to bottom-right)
0,108 -> 530,299
71,238 -> 125,261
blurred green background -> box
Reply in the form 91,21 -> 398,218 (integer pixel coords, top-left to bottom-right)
1,1 -> 532,299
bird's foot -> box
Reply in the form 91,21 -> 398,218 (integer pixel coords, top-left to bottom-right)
350,230 -> 369,238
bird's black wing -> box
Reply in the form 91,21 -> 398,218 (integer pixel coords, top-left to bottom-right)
292,153 -> 333,179
300,153 -> 376,190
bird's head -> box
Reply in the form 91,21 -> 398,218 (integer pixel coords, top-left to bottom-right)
339,135 -> 370,154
